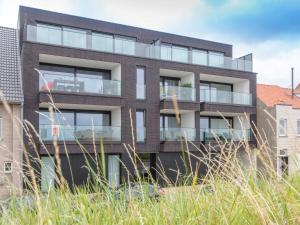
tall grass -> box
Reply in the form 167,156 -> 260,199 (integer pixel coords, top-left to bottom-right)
1,71 -> 300,224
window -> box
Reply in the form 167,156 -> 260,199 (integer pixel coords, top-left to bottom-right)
4,162 -> 12,173
41,157 -> 55,192
92,32 -> 113,52
192,49 -> 207,65
63,27 -> 87,48
297,120 -> 300,136
161,44 -> 172,60
172,45 -> 188,63
37,24 -> 62,45
115,36 -> 135,55
278,119 -> 287,136
136,110 -> 146,142
108,155 -> 120,187
136,67 -> 146,99
208,51 -> 224,67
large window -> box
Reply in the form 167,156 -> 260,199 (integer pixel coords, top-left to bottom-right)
200,81 -> 232,103
92,32 -> 114,52
37,24 -> 62,45
161,44 -> 172,61
192,49 -> 207,65
41,156 -> 55,192
115,36 -> 135,55
63,27 -> 87,48
39,64 -> 113,95
161,44 -> 188,63
136,110 -> 146,142
209,51 -> 225,67
136,67 -> 146,99
279,119 -> 287,136
160,114 -> 180,128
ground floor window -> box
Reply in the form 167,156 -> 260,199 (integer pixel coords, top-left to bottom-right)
278,149 -> 289,177
41,156 -> 56,192
107,155 -> 120,187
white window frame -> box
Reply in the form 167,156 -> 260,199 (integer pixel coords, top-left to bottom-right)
278,118 -> 287,137
277,149 -> 289,178
4,161 -> 13,174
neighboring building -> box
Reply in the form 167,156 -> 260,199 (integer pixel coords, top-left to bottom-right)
18,6 -> 257,190
257,84 -> 300,177
0,27 -> 23,199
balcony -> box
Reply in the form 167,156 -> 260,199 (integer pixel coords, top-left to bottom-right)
160,128 -> 196,141
39,72 -> 121,96
200,128 -> 251,142
39,125 -> 121,141
26,24 -> 253,72
160,86 -> 196,101
200,89 -> 252,106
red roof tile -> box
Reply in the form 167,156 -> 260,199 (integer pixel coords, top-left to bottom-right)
257,84 -> 300,109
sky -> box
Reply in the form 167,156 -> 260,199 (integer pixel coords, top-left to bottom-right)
0,0 -> 300,87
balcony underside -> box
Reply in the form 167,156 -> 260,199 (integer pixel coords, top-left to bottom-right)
39,92 -> 126,108
160,100 -> 200,111
200,102 -> 256,114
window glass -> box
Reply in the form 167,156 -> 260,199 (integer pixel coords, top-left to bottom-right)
39,111 -> 74,126
279,119 -> 287,136
209,51 -> 224,67
161,44 -> 172,60
39,65 -> 74,91
41,157 -> 55,192
210,118 -> 232,129
63,27 -> 87,48
108,155 -> 120,187
298,120 -> 300,135
172,45 -> 188,63
76,113 -> 110,127
136,110 -> 145,142
76,69 -> 110,94
192,49 -> 207,65
92,32 -> 113,52
37,24 -> 62,45
160,115 -> 180,128
136,67 -> 145,99
115,36 -> 135,55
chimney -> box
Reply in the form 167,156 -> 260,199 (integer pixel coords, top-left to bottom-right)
292,67 -> 294,98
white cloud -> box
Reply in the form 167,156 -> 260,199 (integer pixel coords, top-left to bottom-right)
0,0 -> 75,28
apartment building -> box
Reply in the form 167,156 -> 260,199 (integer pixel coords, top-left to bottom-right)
0,27 -> 23,199
18,6 -> 257,190
257,84 -> 300,177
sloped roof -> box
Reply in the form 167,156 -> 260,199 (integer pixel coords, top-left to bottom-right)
0,26 -> 23,103
257,84 -> 300,109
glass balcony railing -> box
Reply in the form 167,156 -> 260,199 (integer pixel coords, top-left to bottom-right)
200,128 -> 251,142
160,86 -> 196,101
26,25 -> 253,72
39,125 -> 121,141
136,84 -> 146,99
160,128 -> 196,141
200,89 -> 252,105
39,72 -> 121,96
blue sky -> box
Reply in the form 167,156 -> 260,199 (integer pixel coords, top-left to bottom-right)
1,0 -> 299,87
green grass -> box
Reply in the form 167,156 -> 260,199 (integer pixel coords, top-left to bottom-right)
1,175 -> 300,225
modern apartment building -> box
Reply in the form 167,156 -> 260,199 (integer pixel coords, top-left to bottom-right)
257,84 -> 300,177
0,27 -> 23,199
18,6 -> 257,190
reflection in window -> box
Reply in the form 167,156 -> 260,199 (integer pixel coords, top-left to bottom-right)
92,32 -> 113,52
63,27 -> 87,48
161,44 -> 172,60
209,51 -> 224,67
279,119 -> 287,136
37,24 -> 62,45
192,49 -> 207,65
136,110 -> 145,142
136,67 -> 146,99
172,46 -> 188,63
115,36 -> 135,55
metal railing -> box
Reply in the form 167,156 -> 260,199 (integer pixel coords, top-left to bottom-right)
200,128 -> 251,141
160,127 -> 196,141
39,125 -> 121,141
26,24 -> 253,72
160,86 -> 196,101
39,72 -> 121,96
200,89 -> 252,105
